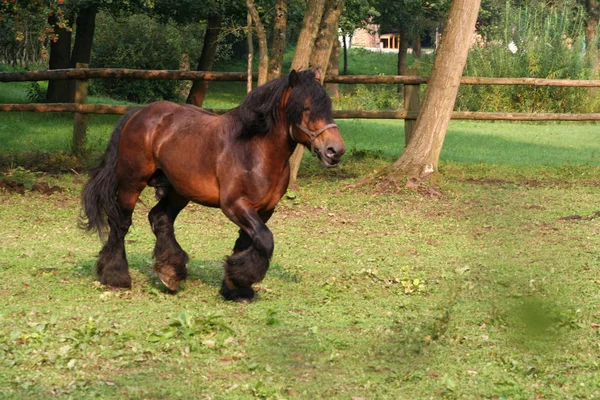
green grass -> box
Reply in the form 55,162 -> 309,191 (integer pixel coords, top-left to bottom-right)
1,161 -> 600,399
2,80 -> 600,168
2,55 -> 600,398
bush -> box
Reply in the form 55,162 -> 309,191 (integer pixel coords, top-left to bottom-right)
90,13 -> 205,103
456,1 -> 599,113
333,84 -> 402,110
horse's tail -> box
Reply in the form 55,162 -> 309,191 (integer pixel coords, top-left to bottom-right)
79,108 -> 140,238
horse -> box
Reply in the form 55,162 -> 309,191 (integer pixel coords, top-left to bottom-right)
80,69 -> 346,302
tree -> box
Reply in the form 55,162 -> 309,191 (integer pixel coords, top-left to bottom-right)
186,13 -> 222,106
288,0 -> 345,190
583,0 -> 599,75
338,0 -> 380,74
247,0 -> 269,85
373,0 -> 449,76
268,0 -> 287,80
310,0 -> 345,74
290,0 -> 327,70
376,0 -> 481,188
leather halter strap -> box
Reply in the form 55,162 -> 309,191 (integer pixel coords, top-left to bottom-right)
289,123 -> 338,154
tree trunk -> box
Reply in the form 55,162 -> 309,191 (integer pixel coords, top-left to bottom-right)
247,12 -> 253,94
47,14 -> 72,103
290,0 -> 326,70
288,0 -> 327,192
326,37 -> 341,96
414,33 -> 422,59
288,0 -> 345,190
187,14 -> 222,106
397,27 -> 409,75
585,0 -> 599,76
343,34 -> 349,74
384,0 -> 481,187
68,4 -> 98,102
309,0 -> 345,77
247,0 -> 268,86
268,0 -> 287,80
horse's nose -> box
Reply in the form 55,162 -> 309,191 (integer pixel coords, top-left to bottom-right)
326,143 -> 346,161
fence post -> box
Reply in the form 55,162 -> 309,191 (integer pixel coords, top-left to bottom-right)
403,68 -> 420,146
72,62 -> 89,157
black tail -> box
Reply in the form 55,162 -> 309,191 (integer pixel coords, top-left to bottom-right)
79,108 -> 140,238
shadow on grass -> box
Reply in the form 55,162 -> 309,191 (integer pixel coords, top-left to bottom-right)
74,254 -> 300,290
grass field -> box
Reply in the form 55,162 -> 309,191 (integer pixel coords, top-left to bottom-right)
1,159 -> 600,399
1,57 -> 600,399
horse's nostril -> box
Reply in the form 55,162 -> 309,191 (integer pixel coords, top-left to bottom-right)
326,147 -> 337,158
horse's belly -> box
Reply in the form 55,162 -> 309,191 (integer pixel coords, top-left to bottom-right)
169,173 -> 220,208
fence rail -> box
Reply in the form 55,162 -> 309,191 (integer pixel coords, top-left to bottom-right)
1,67 -> 599,155
2,68 -> 600,87
2,103 -> 600,122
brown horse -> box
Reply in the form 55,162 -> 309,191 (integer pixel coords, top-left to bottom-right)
80,70 -> 346,301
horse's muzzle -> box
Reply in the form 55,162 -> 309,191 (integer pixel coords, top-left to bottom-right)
318,142 -> 346,167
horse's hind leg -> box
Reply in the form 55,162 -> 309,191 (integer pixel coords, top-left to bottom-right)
97,187 -> 143,288
148,190 -> 189,291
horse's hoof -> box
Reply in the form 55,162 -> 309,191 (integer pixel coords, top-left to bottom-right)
99,272 -> 132,289
156,264 -> 181,291
219,280 -> 255,302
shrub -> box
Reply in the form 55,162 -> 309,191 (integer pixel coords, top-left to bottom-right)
333,84 -> 402,110
410,1 -> 599,113
90,13 -> 205,103
456,1 -> 598,113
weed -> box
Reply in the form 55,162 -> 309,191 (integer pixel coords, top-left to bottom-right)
148,311 -> 233,343
25,82 -> 47,103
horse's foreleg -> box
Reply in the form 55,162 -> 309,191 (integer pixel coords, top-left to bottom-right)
148,191 -> 189,291
97,188 -> 141,288
220,203 -> 274,302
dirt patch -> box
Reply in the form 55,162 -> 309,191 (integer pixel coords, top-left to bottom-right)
464,177 -> 544,187
559,211 -> 600,221
0,179 -> 64,195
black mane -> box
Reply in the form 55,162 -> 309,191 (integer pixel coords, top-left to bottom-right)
235,70 -> 333,137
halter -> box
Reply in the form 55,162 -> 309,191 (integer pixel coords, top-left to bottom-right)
289,123 -> 338,155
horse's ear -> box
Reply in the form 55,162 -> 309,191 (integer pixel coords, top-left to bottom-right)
314,69 -> 322,82
289,70 -> 299,87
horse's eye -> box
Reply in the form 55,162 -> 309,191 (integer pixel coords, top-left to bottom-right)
303,107 -> 311,112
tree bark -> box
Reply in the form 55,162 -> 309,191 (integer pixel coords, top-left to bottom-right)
187,14 -> 222,106
247,0 -> 269,86
247,12 -> 253,94
268,0 -> 287,80
326,37 -> 341,96
397,27 -> 409,75
290,0 -> 326,70
289,0 -> 344,190
343,34 -> 349,74
414,33 -> 422,59
309,0 -> 345,78
384,0 -> 481,187
47,14 -> 72,103
584,0 -> 599,75
68,4 -> 98,102
288,0 -> 327,191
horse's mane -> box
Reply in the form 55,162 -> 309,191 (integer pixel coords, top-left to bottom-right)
235,70 -> 333,137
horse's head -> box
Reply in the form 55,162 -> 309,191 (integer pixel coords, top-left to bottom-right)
286,70 -> 346,167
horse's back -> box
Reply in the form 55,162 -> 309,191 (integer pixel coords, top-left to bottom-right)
118,101 -> 226,206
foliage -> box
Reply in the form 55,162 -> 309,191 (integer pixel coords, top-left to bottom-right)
339,0 -> 380,36
334,83 -> 402,109
26,82 -> 47,103
90,12 -> 205,103
412,1 -> 600,113
372,0 -> 450,37
0,0 -> 68,66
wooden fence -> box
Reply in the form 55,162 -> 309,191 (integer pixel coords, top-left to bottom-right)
1,65 -> 600,155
